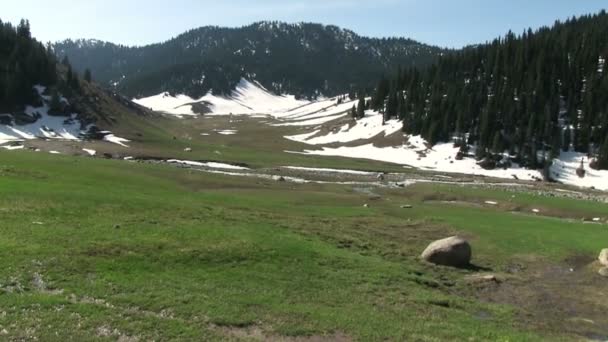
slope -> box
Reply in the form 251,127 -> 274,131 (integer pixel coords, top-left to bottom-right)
53,22 -> 444,98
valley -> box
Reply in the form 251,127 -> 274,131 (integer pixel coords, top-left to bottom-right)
1,7 -> 608,341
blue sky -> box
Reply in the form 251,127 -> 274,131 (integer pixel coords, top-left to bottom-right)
2,0 -> 606,48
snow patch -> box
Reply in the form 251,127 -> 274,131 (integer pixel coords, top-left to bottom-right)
103,134 -> 130,147
166,159 -> 249,170
292,140 -> 543,182
283,166 -> 376,175
216,129 -> 238,136
83,148 -> 96,156
285,111 -> 401,143
134,79 -> 308,117
549,152 -> 608,191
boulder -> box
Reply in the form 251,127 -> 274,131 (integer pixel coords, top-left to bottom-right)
599,249 -> 608,266
421,236 -> 472,268
477,158 -> 496,170
599,267 -> 608,277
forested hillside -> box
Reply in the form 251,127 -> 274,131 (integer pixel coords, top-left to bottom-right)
371,11 -> 608,170
0,18 -> 90,115
0,19 -> 57,111
53,22 -> 444,99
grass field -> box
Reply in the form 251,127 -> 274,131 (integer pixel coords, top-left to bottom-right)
0,150 -> 607,341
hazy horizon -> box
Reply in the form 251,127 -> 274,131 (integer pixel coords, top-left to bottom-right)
2,0 -> 607,48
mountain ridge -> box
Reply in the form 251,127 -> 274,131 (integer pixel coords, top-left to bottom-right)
53,21 -> 446,99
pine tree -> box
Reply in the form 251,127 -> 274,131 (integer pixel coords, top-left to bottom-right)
356,94 -> 365,119
49,88 -> 62,114
84,69 -> 92,83
598,135 -> 608,170
562,126 -> 571,152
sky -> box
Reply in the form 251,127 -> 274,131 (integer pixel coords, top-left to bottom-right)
2,0 -> 607,48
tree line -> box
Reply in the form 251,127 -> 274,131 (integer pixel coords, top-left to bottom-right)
0,18 -> 93,113
53,22 -> 445,99
370,11 -> 608,170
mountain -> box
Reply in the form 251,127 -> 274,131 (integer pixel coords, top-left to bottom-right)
52,21 -> 445,99
371,10 -> 608,171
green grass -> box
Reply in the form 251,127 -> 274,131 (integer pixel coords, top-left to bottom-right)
0,150 -> 606,340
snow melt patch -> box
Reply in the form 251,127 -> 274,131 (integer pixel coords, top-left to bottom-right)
132,92 -> 200,117
216,129 -> 238,136
0,105 -> 87,146
283,166 -> 376,175
549,152 -> 608,191
292,139 -> 543,182
286,111 -> 401,144
134,79 -> 308,117
102,134 -> 130,147
1,86 -> 127,150
2,144 -> 24,150
83,148 -> 96,156
166,159 -> 249,170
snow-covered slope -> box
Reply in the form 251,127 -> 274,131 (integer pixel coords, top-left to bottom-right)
136,80 -> 608,191
134,79 -> 308,117
0,86 -> 129,148
285,110 -> 401,143
281,108 -> 608,190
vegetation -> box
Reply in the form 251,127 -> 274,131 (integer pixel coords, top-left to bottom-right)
0,18 -> 89,114
0,19 -> 56,111
0,150 -> 607,340
53,22 -> 445,99
373,11 -> 608,169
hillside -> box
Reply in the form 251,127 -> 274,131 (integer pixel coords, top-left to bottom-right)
0,18 -> 166,152
52,22 -> 444,99
370,11 -> 608,172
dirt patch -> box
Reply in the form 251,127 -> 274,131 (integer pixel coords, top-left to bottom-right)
468,255 -> 608,340
215,324 -> 352,342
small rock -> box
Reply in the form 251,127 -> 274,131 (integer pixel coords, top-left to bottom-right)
276,176 -> 286,182
466,274 -> 500,284
363,204 -> 370,208
400,205 -> 413,209
532,209 -> 540,214
599,249 -> 608,266
484,201 -> 498,205
377,173 -> 385,181
184,148 -> 192,152
599,267 -> 608,277
0,329 -> 7,335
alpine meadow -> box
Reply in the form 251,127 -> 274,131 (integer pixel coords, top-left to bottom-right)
1,2 -> 608,341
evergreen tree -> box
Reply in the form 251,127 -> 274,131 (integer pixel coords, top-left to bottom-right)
356,93 -> 366,119
376,11 -> 608,170
599,135 -> 608,170
84,68 -> 92,83
49,88 -> 62,114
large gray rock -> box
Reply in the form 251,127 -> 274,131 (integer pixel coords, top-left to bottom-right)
421,236 -> 472,267
599,249 -> 608,266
